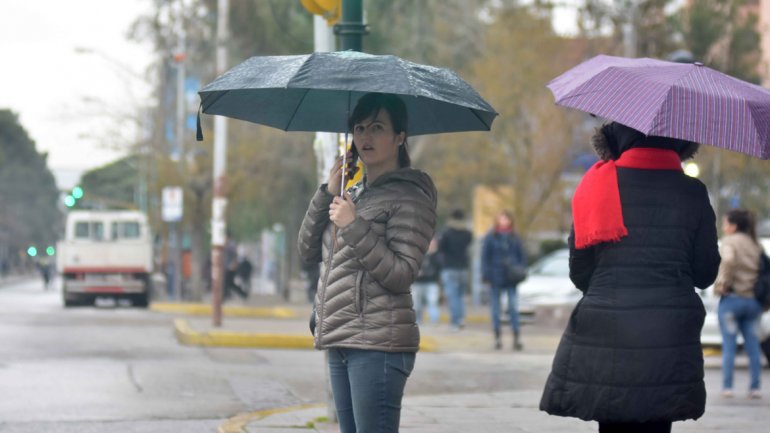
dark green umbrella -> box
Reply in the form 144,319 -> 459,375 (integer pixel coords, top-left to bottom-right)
197,51 -> 497,138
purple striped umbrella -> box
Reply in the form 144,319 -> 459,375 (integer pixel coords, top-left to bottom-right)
547,54 -> 770,159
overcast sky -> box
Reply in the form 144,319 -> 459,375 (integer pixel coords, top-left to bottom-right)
0,0 -> 581,190
0,0 -> 154,188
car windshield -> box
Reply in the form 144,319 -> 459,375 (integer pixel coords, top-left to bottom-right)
530,251 -> 570,277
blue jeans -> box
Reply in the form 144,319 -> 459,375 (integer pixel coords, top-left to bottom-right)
328,348 -> 416,433
441,269 -> 467,327
490,285 -> 519,332
411,281 -> 440,325
718,295 -> 763,391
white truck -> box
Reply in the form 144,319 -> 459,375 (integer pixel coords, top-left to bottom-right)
57,210 -> 153,307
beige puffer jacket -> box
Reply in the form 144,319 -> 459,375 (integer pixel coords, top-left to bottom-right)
715,232 -> 762,297
298,168 -> 437,352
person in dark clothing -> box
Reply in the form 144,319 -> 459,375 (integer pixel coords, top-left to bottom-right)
223,235 -> 247,300
438,208 -> 473,330
412,236 -> 442,325
237,252 -> 254,296
539,122 -> 721,433
302,259 -> 321,303
481,210 -> 527,350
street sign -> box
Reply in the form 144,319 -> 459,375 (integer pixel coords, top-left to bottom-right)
162,186 -> 184,222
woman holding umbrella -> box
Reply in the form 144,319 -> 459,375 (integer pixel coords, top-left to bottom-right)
298,93 -> 437,432
539,122 -> 721,433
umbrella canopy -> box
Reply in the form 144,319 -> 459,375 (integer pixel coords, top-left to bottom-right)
547,54 -> 770,159
198,51 -> 497,137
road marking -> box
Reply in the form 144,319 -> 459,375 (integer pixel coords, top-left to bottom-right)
217,403 -> 325,433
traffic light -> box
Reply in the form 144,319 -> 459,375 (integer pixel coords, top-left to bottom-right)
64,186 -> 84,208
301,0 -> 340,24
27,246 -> 38,257
46,246 -> 56,256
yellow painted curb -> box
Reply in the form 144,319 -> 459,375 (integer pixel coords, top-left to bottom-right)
703,347 -> 722,357
152,302 -> 298,319
174,319 -> 438,352
174,319 -> 314,349
218,403 -> 325,433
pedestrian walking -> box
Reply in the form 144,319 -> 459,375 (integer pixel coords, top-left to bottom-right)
301,259 -> 321,303
714,209 -> 764,399
37,256 -> 52,290
223,233 -> 247,301
481,210 -> 527,350
298,93 -> 437,433
236,249 -> 254,297
438,208 -> 473,330
539,122 -> 721,433
412,237 -> 442,326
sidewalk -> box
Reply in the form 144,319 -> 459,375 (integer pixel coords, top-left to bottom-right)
231,387 -> 770,433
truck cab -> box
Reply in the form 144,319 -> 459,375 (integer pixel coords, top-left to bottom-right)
57,210 -> 153,307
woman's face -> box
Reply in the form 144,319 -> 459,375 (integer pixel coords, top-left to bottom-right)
352,109 -> 405,168
722,217 -> 737,235
496,213 -> 512,230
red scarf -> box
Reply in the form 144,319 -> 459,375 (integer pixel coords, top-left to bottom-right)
572,148 -> 683,249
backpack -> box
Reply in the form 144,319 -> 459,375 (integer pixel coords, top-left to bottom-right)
754,252 -> 770,310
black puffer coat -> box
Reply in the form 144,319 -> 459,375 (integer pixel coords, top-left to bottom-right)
539,167 -> 720,423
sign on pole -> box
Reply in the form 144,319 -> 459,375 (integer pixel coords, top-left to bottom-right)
162,186 -> 184,222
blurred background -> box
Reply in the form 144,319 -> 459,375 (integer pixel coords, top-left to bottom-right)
2,0 -> 770,303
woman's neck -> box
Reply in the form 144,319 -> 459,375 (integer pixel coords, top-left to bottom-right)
365,160 -> 399,185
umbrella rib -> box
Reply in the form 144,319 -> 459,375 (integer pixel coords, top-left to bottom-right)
201,90 -> 231,114
468,107 -> 491,131
284,88 -> 311,131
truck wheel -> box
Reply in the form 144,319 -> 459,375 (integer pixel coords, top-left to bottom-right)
132,293 -> 149,308
63,294 -> 86,307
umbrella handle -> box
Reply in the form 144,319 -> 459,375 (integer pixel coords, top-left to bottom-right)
339,131 -> 349,197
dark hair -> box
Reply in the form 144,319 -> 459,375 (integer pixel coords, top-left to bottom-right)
450,208 -> 465,220
591,122 -> 700,161
725,209 -> 758,243
348,93 -> 410,168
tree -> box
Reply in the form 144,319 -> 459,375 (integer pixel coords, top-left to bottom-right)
0,110 -> 62,266
422,5 -> 587,239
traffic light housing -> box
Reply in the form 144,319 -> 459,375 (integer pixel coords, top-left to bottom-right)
301,0 -> 340,25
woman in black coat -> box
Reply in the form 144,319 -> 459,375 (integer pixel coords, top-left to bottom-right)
539,122 -> 721,433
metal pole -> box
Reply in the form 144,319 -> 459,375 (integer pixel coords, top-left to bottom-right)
211,0 -> 229,327
174,9 -> 186,301
334,0 -> 367,51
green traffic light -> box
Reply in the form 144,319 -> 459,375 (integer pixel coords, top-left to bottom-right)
46,246 -> 55,256
27,246 -> 37,257
72,186 -> 84,199
64,195 -> 76,207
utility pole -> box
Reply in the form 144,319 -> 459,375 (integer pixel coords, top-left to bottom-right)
171,3 -> 187,301
334,0 -> 367,51
211,0 -> 229,327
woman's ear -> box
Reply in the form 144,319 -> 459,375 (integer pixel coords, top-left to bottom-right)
397,131 -> 406,145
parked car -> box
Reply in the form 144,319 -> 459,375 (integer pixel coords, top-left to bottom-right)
517,248 -> 580,317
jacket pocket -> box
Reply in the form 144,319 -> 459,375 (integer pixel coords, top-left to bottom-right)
354,270 -> 366,315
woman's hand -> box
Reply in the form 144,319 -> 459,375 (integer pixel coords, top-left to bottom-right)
326,151 -> 354,195
329,192 -> 356,228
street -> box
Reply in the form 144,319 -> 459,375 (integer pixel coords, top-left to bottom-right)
1,277 -> 768,433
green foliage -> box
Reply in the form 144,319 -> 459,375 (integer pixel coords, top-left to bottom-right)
79,156 -> 142,209
0,110 -> 62,251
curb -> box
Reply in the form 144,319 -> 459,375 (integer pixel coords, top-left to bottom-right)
217,403 -> 325,433
152,302 -> 298,318
173,319 -> 438,352
174,319 -> 314,349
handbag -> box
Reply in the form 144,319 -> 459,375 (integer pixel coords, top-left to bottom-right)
503,260 -> 528,285
754,252 -> 770,310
